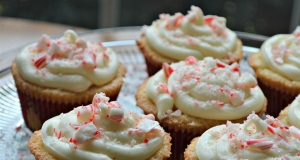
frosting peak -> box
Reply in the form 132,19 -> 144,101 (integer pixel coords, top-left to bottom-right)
15,30 -> 119,92
146,56 -> 265,120
144,5 -> 239,62
196,112 -> 300,159
41,93 -> 165,160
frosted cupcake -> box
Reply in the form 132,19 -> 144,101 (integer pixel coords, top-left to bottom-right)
249,26 -> 300,117
278,94 -> 300,128
185,112 -> 300,160
11,30 -> 126,131
27,93 -> 171,160
136,56 -> 266,159
137,5 -> 243,76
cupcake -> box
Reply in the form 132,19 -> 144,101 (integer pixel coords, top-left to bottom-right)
27,92 -> 172,160
11,30 -> 126,131
249,26 -> 300,117
185,112 -> 300,160
135,56 -> 266,160
278,94 -> 300,128
137,5 -> 243,76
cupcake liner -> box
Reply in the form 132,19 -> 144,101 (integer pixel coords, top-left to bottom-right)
11,62 -> 126,131
136,37 -> 174,76
162,126 -> 199,160
258,79 -> 297,117
17,89 -> 119,131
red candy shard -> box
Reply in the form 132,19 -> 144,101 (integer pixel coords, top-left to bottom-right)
33,54 -> 47,69
185,56 -> 197,65
216,61 -> 226,68
246,139 -> 273,150
204,16 -> 216,28
231,66 -> 240,72
144,138 -> 149,143
156,84 -> 169,93
267,126 -> 275,134
162,63 -> 174,78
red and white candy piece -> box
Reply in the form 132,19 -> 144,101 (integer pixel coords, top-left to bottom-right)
290,126 -> 300,139
162,63 -> 174,78
76,105 -> 95,123
75,38 -> 87,48
32,54 -> 47,69
229,91 -> 244,106
216,60 -> 226,68
204,16 -> 217,28
187,37 -> 197,46
109,101 -> 121,108
156,84 -> 169,93
246,139 -> 273,150
230,63 -> 240,72
108,108 -> 124,122
36,34 -> 51,50
185,56 -> 197,65
136,118 -> 159,133
72,122 -> 98,146
82,51 -> 96,69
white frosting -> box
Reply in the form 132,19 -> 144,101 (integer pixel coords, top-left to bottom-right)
146,56 -> 265,120
196,113 -> 300,159
15,30 -> 119,92
41,93 -> 165,160
288,94 -> 300,128
261,26 -> 300,81
145,6 -> 238,62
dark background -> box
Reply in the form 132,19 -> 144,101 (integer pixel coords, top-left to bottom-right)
0,0 -> 296,36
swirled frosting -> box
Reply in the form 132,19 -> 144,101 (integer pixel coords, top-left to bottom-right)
146,56 -> 265,120
144,5 -> 239,62
41,93 -> 165,160
14,30 -> 119,92
261,26 -> 300,81
196,112 -> 300,159
288,94 -> 300,128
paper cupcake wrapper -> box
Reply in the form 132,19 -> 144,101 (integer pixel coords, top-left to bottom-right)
17,88 -> 119,131
162,126 -> 199,160
258,80 -> 297,117
11,62 -> 125,131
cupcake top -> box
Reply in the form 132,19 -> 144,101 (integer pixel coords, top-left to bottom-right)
41,93 -> 166,160
146,56 -> 265,120
144,5 -> 239,63
287,94 -> 300,128
14,30 -> 119,92
195,112 -> 300,159
261,26 -> 300,81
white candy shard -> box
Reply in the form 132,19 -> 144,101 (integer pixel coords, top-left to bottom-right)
136,118 -> 159,133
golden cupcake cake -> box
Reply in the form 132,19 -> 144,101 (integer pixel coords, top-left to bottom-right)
249,26 -> 300,117
137,6 -> 243,76
11,30 -> 126,131
278,94 -> 300,128
136,56 -> 266,159
185,112 -> 300,160
28,93 -> 171,160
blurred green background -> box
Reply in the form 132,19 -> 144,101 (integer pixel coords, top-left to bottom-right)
0,0 -> 296,36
